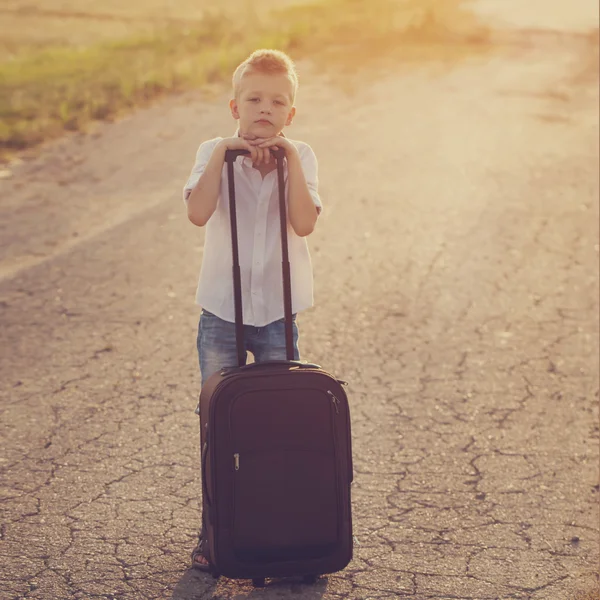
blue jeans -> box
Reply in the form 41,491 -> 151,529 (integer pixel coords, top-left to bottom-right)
196,310 -> 300,384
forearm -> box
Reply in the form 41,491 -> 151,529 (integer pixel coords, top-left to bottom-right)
187,142 -> 227,227
286,150 -> 318,237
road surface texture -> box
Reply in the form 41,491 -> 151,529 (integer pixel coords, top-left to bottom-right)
1,2 -> 598,599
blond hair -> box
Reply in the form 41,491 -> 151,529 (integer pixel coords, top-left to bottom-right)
232,49 -> 298,101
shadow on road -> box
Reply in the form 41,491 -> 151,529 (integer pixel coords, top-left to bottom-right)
171,568 -> 329,599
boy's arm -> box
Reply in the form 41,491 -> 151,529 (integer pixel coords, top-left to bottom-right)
286,147 -> 320,237
253,138 -> 320,237
186,142 -> 227,227
186,138 -> 261,227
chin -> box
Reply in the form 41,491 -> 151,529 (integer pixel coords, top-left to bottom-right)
254,122 -> 276,131
242,123 -> 280,138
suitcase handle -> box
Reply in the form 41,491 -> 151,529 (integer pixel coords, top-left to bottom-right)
222,360 -> 321,374
201,440 -> 212,507
224,147 -> 285,163
224,147 -> 294,366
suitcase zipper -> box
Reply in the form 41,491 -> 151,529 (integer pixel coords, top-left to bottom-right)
327,390 -> 346,544
327,390 -> 340,414
234,453 -> 240,471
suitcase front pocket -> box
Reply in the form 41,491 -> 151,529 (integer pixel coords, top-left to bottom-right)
233,447 -> 339,563
228,386 -> 344,564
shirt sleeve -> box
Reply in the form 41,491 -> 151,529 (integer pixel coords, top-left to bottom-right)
182,138 -> 221,203
298,143 -> 322,214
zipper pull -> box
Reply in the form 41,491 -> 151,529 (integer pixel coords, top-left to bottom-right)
327,390 -> 340,414
234,453 -> 240,471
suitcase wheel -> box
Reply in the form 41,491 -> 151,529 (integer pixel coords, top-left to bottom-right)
303,574 -> 319,584
252,577 -> 266,588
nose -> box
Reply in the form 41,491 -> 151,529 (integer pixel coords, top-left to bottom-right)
260,102 -> 272,114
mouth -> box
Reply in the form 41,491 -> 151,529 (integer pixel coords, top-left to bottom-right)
255,119 -> 272,125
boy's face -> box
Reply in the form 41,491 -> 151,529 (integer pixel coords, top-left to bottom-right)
230,72 -> 296,138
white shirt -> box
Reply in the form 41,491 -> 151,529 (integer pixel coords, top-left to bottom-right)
183,137 -> 322,326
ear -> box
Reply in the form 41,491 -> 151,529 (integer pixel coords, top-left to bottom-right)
285,106 -> 296,126
229,98 -> 240,120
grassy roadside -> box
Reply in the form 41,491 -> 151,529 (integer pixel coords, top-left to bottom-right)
0,0 -> 491,159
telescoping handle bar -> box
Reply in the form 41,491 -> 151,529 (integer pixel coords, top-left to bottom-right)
224,148 -> 294,366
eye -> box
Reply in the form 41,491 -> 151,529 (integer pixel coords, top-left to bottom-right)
248,97 -> 259,102
274,100 -> 285,106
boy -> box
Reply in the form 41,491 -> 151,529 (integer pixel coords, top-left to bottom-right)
182,49 -> 322,569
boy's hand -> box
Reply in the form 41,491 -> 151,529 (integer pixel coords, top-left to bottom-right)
240,133 -> 280,166
253,136 -> 297,160
219,136 -> 262,165
242,134 -> 298,166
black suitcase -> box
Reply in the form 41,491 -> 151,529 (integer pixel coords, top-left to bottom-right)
198,148 -> 353,586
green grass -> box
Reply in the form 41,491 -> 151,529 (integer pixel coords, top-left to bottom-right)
0,0 -> 491,158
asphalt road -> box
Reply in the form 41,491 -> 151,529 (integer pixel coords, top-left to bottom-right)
1,7 -> 598,600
